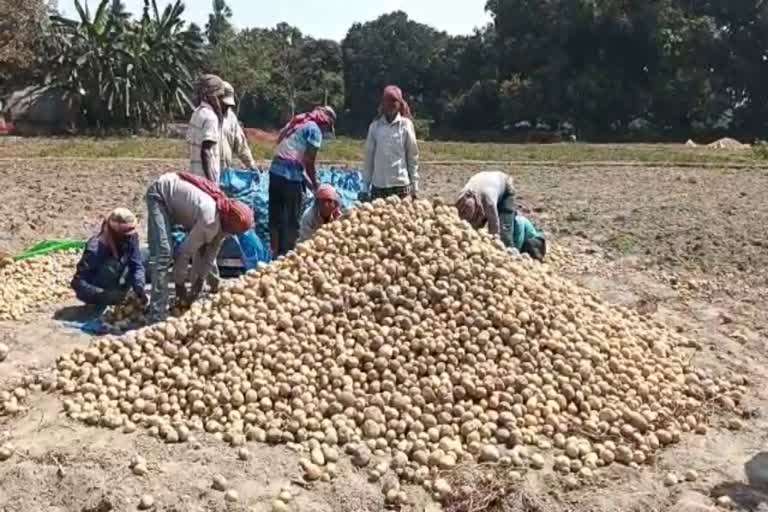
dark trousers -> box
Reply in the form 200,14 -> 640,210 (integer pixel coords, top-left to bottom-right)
269,173 -> 305,257
370,184 -> 412,200
77,259 -> 129,306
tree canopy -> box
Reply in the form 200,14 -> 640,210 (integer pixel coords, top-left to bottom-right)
0,0 -> 51,95
18,0 -> 768,139
44,0 -> 204,131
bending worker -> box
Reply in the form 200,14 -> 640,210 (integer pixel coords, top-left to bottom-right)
362,85 -> 420,200
145,172 -> 253,322
269,106 -> 336,257
455,170 -> 517,238
298,184 -> 342,242
71,208 -> 146,306
220,81 -> 256,170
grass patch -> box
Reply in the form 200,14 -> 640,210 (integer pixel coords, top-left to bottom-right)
607,233 -> 637,255
0,135 -> 762,164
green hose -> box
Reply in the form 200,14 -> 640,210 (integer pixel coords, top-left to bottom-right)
14,240 -> 86,261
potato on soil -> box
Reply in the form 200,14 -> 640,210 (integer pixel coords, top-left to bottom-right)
38,197 -> 747,500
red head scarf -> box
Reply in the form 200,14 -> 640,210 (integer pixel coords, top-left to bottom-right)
278,106 -> 337,143
315,184 -> 342,221
100,208 -> 138,258
379,85 -> 412,119
456,192 -> 483,227
315,184 -> 339,202
177,173 -> 254,234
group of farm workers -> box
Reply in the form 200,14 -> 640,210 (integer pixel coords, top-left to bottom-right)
70,74 -> 545,322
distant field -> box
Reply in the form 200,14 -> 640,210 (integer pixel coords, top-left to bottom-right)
0,135 -> 761,165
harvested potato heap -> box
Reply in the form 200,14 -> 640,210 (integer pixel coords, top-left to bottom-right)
102,295 -> 190,332
0,252 -> 78,321
45,198 -> 744,499
102,294 -> 147,331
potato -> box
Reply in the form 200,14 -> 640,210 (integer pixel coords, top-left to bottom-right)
29,198 -> 745,502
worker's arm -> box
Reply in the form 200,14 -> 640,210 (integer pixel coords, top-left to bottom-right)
71,244 -> 106,303
200,111 -> 220,181
234,122 -> 256,169
302,124 -> 323,191
303,147 -> 319,191
125,233 -> 147,302
500,175 -> 517,212
189,232 -> 225,299
362,122 -> 376,192
172,220 -> 214,287
201,141 -> 217,182
404,120 -> 420,195
481,194 -> 502,236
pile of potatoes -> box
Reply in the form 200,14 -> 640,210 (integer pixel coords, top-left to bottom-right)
102,294 -> 148,331
102,296 -> 190,333
0,252 -> 78,321
14,197 -> 746,500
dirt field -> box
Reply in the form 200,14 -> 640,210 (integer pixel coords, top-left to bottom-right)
1,150 -> 768,512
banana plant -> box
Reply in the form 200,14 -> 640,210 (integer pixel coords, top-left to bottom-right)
45,0 -> 203,131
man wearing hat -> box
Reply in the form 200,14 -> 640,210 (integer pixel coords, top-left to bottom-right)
187,74 -> 226,184
220,81 -> 256,171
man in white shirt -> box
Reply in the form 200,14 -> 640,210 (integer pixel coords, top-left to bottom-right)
456,171 -> 516,237
187,74 -> 225,184
220,82 -> 256,171
145,172 -> 253,322
362,85 -> 420,200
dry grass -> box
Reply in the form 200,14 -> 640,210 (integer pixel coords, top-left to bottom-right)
0,135 -> 761,165
443,464 -> 573,512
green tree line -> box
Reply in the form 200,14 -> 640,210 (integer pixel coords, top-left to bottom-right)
4,0 -> 768,140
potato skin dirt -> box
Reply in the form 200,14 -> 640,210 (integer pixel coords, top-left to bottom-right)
1,157 -> 768,512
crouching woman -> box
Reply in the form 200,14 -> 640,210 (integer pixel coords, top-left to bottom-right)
71,208 -> 147,306
501,213 -> 547,261
298,185 -> 343,243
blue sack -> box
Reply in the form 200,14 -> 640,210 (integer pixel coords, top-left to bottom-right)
172,167 -> 363,274
235,230 -> 271,269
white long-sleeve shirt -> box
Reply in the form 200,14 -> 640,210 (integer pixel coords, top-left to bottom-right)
363,114 -> 420,192
220,109 -> 255,170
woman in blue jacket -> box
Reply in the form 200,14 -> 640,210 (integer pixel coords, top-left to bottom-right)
71,208 -> 146,306
500,212 -> 547,261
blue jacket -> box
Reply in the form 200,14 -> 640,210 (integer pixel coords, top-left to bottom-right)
71,233 -> 145,302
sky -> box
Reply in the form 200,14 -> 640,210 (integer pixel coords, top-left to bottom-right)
59,0 -> 492,41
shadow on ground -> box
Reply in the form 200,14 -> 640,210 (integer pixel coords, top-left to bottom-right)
53,305 -> 100,322
712,453 -> 768,511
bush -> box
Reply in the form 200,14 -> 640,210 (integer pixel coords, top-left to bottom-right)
413,118 -> 432,140
752,140 -> 768,160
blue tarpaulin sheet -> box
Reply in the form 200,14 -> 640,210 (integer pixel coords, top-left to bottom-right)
66,166 -> 362,336
184,167 -> 363,270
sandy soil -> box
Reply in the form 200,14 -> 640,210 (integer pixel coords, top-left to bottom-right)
1,155 -> 768,512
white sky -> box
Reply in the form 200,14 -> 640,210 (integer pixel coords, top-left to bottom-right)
59,0 -> 492,41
